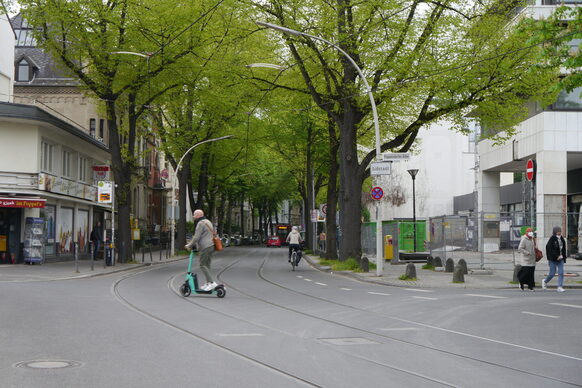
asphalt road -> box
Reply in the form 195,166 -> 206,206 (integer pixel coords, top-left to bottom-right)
1,246 -> 581,387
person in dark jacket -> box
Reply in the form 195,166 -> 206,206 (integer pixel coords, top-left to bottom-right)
543,226 -> 567,292
90,221 -> 102,260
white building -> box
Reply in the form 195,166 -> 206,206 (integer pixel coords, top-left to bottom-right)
0,10 -> 14,102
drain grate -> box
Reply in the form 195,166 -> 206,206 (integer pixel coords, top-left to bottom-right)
14,360 -> 82,370
319,337 -> 378,346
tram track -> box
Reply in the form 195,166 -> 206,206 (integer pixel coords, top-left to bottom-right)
214,254 -> 582,387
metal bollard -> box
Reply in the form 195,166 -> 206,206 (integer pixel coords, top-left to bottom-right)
90,242 -> 94,271
74,242 -> 79,273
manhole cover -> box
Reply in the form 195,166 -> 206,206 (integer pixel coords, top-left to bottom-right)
14,360 -> 82,370
319,337 -> 378,346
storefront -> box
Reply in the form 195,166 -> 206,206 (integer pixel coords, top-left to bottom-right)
0,197 -> 46,264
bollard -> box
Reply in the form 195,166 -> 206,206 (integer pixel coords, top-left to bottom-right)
361,256 -> 369,273
74,242 -> 79,273
159,244 -> 162,261
141,246 -> 145,263
149,245 -> 153,262
434,256 -> 443,268
445,258 -> 454,273
90,242 -> 94,271
426,256 -> 435,267
513,264 -> 522,283
453,264 -> 465,283
405,263 -> 417,279
458,258 -> 468,275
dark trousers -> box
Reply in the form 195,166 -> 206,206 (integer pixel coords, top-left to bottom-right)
517,266 -> 536,289
92,240 -> 101,260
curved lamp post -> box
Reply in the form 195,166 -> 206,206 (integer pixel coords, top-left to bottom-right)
257,21 -> 383,275
407,169 -> 419,252
170,135 -> 234,257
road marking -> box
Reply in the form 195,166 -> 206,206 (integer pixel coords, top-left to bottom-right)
296,275 -> 303,279
404,288 -> 433,293
464,294 -> 507,299
340,288 -> 352,291
315,282 -> 327,286
379,327 -> 420,331
304,279 -> 312,282
412,296 -> 437,300
550,303 -> 582,309
368,292 -> 391,296
219,333 -> 264,337
522,311 -> 559,319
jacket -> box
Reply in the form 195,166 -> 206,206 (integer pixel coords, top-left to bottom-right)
286,230 -> 302,245
186,217 -> 215,251
90,227 -> 102,242
546,235 -> 567,263
517,235 -> 536,267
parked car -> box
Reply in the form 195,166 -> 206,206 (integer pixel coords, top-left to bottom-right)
221,234 -> 231,247
232,235 -> 242,246
266,235 -> 281,248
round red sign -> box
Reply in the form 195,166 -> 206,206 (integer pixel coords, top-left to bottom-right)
526,159 -> 535,182
371,186 -> 384,200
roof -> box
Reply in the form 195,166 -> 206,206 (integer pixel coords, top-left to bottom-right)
0,101 -> 109,152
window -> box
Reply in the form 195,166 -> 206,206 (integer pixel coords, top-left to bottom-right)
89,118 -> 96,137
62,150 -> 72,178
41,141 -> 54,172
78,156 -> 88,182
552,87 -> 582,110
99,119 -> 105,138
16,59 -> 31,82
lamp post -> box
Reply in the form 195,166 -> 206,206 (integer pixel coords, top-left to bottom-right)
170,135 -> 234,257
407,169 -> 419,252
257,21 -> 383,275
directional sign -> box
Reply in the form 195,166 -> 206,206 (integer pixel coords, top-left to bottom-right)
370,161 -> 392,176
382,152 -> 410,161
371,187 -> 384,201
526,159 -> 535,182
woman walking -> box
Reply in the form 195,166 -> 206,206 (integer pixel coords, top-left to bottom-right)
543,226 -> 567,293
517,227 -> 537,291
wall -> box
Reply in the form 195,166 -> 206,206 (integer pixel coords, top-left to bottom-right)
0,12 -> 14,102
0,122 -> 38,173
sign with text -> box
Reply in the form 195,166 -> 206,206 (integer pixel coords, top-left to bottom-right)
370,161 -> 392,176
98,181 -> 113,203
0,197 -> 46,208
382,152 -> 410,161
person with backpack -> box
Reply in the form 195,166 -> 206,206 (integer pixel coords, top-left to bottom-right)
543,226 -> 567,293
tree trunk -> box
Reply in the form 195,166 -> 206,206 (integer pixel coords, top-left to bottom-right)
325,119 -> 340,260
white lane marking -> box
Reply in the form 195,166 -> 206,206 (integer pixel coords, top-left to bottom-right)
340,288 -> 352,291
296,275 -> 303,279
464,294 -> 507,299
368,292 -> 391,296
379,327 -> 420,331
522,311 -> 559,319
550,303 -> 582,309
404,288 -> 433,293
304,279 -> 312,282
219,333 -> 264,337
412,296 -> 438,301
315,282 -> 327,286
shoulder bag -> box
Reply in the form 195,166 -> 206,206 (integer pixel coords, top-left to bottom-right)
534,238 -> 543,262
204,221 -> 223,251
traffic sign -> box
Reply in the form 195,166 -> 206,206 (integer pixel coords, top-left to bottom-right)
320,204 -> 327,215
526,159 -> 535,182
98,181 -> 113,204
370,161 -> 392,176
371,186 -> 384,200
382,152 -> 410,161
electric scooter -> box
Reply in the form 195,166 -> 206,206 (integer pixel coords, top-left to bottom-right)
180,251 -> 226,298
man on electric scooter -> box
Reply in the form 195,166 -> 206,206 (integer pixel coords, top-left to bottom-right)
185,209 -> 217,291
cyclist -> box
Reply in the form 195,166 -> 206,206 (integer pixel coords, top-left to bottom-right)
286,226 -> 303,264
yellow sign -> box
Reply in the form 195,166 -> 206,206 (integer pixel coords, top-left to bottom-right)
0,235 -> 6,251
132,229 -> 140,241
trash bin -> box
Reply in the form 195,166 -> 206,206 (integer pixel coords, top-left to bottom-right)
384,235 -> 393,260
105,246 -> 112,266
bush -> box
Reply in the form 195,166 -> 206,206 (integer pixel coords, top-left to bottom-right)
399,274 -> 416,281
318,258 -> 375,272
421,263 -> 435,270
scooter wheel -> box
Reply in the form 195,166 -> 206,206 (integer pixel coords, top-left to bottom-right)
216,287 -> 226,298
180,283 -> 191,297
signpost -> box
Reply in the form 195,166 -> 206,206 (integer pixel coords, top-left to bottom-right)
526,159 -> 535,181
98,181 -> 115,266
370,161 -> 392,176
526,159 -> 536,234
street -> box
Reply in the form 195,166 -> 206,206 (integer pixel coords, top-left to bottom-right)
1,247 -> 581,387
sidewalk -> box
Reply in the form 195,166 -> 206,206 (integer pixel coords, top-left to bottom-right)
305,254 -> 582,289
0,255 -> 186,282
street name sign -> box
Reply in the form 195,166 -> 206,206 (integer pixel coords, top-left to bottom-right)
370,161 -> 392,176
382,152 -> 410,161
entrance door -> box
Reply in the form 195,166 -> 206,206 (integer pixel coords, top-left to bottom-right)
0,208 -> 21,264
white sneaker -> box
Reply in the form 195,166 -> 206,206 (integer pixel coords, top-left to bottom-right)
199,282 -> 210,291
557,287 -> 565,293
204,282 -> 218,291
541,279 -> 547,290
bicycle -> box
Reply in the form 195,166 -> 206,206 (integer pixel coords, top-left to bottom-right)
290,249 -> 297,271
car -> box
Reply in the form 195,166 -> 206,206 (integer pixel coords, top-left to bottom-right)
221,234 -> 231,247
232,235 -> 242,246
266,235 -> 281,248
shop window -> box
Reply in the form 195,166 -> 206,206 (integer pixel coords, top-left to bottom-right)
41,141 -> 54,172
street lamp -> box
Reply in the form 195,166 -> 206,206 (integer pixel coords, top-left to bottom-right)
170,135 -> 234,257
110,51 -> 154,105
407,169 -> 419,252
257,21 -> 383,275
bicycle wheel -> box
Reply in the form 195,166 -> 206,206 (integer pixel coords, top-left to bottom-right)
291,251 -> 296,271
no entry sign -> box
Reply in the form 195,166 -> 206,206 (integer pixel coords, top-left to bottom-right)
526,159 -> 535,182
371,186 -> 384,200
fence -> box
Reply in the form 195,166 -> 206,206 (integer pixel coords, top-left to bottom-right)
361,212 -> 582,268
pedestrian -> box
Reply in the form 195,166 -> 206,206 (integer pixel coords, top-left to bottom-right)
543,226 -> 567,293
517,227 -> 536,291
90,221 -> 102,260
319,231 -> 326,252
185,209 -> 217,291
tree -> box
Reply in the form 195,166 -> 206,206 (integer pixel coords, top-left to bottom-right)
251,0 -> 560,260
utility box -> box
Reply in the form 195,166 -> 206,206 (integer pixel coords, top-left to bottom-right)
384,235 -> 394,260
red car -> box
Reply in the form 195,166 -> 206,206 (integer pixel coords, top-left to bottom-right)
266,236 -> 281,247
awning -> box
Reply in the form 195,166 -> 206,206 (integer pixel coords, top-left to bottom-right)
0,197 -> 46,208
